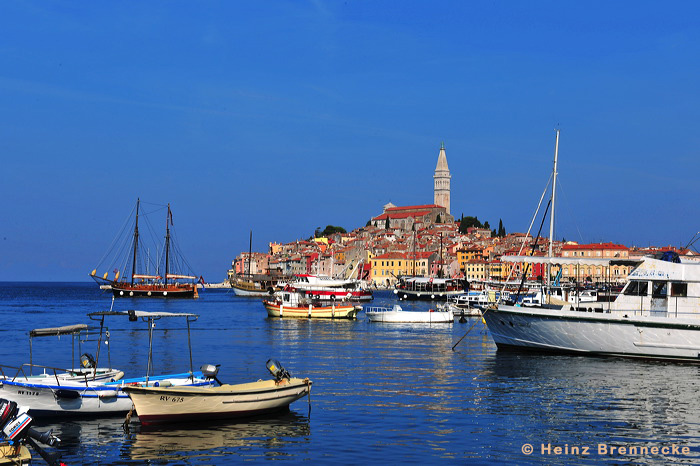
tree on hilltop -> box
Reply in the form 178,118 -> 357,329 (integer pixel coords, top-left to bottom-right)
459,215 -> 484,233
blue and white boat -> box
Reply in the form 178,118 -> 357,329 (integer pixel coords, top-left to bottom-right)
0,310 -> 217,416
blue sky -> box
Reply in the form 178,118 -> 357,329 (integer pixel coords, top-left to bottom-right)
1,1 -> 699,282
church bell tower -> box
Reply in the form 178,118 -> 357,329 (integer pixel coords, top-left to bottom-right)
433,142 -> 451,215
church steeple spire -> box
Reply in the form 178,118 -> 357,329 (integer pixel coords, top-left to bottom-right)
433,142 -> 451,214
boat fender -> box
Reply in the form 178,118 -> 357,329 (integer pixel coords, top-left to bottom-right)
99,390 -> 118,399
54,389 -> 80,400
153,380 -> 172,387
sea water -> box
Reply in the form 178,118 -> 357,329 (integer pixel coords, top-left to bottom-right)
1,283 -> 699,464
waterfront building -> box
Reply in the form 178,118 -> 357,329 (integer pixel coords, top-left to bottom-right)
371,251 -> 434,286
560,242 -> 630,283
434,142 -> 451,215
464,259 -> 488,282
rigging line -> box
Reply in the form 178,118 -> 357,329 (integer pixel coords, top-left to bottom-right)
94,202 -> 137,269
555,179 -> 584,243
495,173 -> 552,300
169,230 -> 196,274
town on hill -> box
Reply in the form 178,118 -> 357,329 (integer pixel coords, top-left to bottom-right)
229,143 -> 697,288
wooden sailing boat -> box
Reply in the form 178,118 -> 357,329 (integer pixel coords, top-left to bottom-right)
90,199 -> 199,298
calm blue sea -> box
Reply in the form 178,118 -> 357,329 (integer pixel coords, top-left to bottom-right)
1,283 -> 699,465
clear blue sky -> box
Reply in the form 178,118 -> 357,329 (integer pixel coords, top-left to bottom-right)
2,1 -> 699,282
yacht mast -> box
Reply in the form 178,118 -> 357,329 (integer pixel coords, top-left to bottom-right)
130,199 -> 140,286
247,230 -> 252,278
548,129 -> 560,285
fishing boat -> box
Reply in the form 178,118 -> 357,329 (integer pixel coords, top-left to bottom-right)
394,276 -> 465,300
90,199 -> 199,298
481,130 -> 700,362
0,310 -> 217,416
364,304 -> 453,323
123,360 -> 312,425
263,290 -> 360,319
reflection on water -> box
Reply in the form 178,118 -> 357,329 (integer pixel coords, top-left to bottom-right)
127,411 -> 310,462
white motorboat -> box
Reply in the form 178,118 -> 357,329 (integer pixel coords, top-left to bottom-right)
364,304 -> 453,323
0,310 -> 217,416
481,130 -> 700,362
124,360 -> 312,425
483,254 -> 700,361
286,274 -> 373,302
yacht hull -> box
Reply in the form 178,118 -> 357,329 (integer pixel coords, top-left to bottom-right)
483,305 -> 700,362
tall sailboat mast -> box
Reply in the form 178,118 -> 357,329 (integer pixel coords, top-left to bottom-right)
131,199 -> 140,286
547,129 -> 560,286
165,204 -> 171,287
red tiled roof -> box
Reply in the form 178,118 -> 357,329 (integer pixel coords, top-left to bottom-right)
385,204 -> 442,212
373,210 -> 431,220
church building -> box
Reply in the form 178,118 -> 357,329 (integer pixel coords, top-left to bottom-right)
371,143 -> 454,230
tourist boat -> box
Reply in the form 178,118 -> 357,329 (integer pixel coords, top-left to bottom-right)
394,276 -> 465,300
263,290 -> 360,319
285,274 -> 373,302
364,304 -> 453,323
123,360 -> 312,425
231,275 -> 282,297
90,199 -> 199,298
0,310 -> 217,416
231,232 -> 284,297
481,130 -> 700,361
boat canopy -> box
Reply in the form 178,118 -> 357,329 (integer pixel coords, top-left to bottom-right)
500,256 -> 639,266
29,324 -> 89,337
403,277 -> 457,284
166,274 -> 197,280
88,310 -> 199,319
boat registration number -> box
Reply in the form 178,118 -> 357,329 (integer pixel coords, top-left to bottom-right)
159,395 -> 184,403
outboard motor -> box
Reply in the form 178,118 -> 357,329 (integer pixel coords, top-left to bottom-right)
80,353 -> 96,369
0,398 -> 62,466
266,359 -> 291,382
200,364 -> 223,386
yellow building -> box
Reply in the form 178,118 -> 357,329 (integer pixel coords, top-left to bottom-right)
463,259 -> 488,281
457,247 -> 486,274
371,252 -> 431,286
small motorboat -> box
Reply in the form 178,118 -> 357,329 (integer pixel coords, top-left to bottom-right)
364,304 -> 453,323
124,360 -> 312,425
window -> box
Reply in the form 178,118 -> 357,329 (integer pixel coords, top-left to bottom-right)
652,281 -> 667,298
623,281 -> 648,296
671,282 -> 688,297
